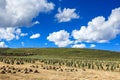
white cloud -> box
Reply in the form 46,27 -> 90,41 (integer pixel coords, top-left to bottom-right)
32,21 -> 40,25
0,27 -> 23,41
30,33 -> 40,39
0,27 -> 29,41
0,41 -> 8,48
55,8 -> 79,22
15,28 -> 21,39
72,7 -> 120,43
0,0 -> 54,42
47,30 -> 73,47
90,44 -> 96,48
20,33 -> 28,37
0,0 -> 54,28
72,43 -> 86,48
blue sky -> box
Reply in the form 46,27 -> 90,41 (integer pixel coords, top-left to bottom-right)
0,0 -> 120,51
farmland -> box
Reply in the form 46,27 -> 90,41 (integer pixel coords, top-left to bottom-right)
0,48 -> 120,80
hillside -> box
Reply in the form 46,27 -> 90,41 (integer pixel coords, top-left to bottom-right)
0,48 -> 120,80
0,48 -> 120,60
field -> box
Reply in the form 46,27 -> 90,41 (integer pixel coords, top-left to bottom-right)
0,48 -> 120,80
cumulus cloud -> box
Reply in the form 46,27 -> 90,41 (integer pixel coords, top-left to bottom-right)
0,41 -> 8,48
72,7 -> 120,43
0,27 -> 23,41
90,44 -> 96,48
30,33 -> 40,39
0,0 -> 54,41
47,30 -> 73,47
15,28 -> 22,39
0,27 -> 28,41
55,8 -> 79,22
72,43 -> 86,48
0,0 -> 54,28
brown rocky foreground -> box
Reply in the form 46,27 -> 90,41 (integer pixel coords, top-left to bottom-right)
0,62 -> 119,80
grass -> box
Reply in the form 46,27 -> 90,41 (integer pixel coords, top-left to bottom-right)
0,48 -> 120,61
